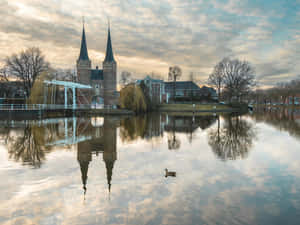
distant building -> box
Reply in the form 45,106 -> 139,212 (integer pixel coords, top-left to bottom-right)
164,81 -> 218,102
76,23 -> 118,108
0,81 -> 26,98
286,95 -> 300,105
136,76 -> 165,103
136,78 -> 218,103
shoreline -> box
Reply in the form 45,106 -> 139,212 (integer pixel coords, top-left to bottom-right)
157,103 -> 246,113
0,108 -> 134,120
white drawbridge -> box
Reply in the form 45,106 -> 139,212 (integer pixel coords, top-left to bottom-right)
43,80 -> 92,109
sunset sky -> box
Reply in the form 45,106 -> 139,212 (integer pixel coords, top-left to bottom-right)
1,0 -> 300,87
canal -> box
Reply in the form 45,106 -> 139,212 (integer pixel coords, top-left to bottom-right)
0,110 -> 300,225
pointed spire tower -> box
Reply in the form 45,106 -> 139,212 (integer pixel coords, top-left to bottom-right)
77,19 -> 91,85
103,20 -> 117,107
104,22 -> 115,63
78,22 -> 89,61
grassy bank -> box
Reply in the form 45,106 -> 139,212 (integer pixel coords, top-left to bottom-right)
158,103 -> 240,112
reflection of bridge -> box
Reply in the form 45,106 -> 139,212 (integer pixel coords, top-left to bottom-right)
0,116 -> 104,147
46,117 -> 94,146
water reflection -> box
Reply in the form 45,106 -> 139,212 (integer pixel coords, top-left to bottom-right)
2,122 -> 61,167
77,117 -> 118,196
120,113 -> 217,146
164,114 -> 217,149
208,115 -> 256,160
252,107 -> 300,138
1,113 -> 300,224
1,113 -> 257,169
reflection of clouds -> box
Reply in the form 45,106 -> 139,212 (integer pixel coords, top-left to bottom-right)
1,116 -> 300,224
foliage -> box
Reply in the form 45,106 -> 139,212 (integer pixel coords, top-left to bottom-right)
27,69 -> 56,104
120,116 -> 147,142
119,84 -> 148,113
139,80 -> 155,110
5,47 -> 50,97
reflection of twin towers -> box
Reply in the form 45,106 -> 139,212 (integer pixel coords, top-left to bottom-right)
77,117 -> 118,196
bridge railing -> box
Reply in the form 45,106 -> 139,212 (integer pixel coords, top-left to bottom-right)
0,104 -> 92,110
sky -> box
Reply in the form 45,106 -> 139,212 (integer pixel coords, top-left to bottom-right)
0,0 -> 300,87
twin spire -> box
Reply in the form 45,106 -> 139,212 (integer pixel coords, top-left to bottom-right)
78,23 -> 89,61
78,20 -> 115,63
104,24 -> 115,62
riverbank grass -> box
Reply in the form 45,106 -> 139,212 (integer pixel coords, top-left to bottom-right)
158,103 -> 234,112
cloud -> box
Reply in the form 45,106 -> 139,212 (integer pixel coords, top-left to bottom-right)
0,0 -> 299,85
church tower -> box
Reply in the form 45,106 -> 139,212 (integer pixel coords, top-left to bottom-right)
77,23 -> 91,85
103,25 -> 117,107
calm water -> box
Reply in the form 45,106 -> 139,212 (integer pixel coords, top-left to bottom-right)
1,110 -> 300,225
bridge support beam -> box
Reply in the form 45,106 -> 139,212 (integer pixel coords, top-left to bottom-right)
72,87 -> 76,110
64,87 -> 68,109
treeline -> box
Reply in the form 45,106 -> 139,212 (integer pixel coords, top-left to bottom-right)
249,79 -> 300,105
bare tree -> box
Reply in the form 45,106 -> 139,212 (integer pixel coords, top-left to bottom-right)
119,71 -> 131,87
6,47 -> 50,97
221,58 -> 256,102
168,66 -> 182,101
55,68 -> 76,82
0,66 -> 9,81
208,59 -> 225,99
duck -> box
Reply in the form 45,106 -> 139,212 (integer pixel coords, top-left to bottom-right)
165,168 -> 176,177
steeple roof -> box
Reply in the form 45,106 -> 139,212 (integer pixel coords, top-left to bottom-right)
78,25 -> 89,61
79,161 -> 89,196
105,160 -> 115,193
104,26 -> 115,63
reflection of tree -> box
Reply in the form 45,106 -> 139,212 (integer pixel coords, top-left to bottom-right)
7,125 -> 53,168
252,107 -> 300,139
120,113 -> 218,146
120,116 -> 147,142
120,113 -> 164,142
168,118 -> 181,150
208,115 -> 256,160
168,133 -> 181,150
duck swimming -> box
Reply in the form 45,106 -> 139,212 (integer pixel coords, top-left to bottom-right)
165,168 -> 176,177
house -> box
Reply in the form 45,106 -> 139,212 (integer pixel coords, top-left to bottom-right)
136,76 -> 165,103
164,81 -> 218,103
135,77 -> 218,103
